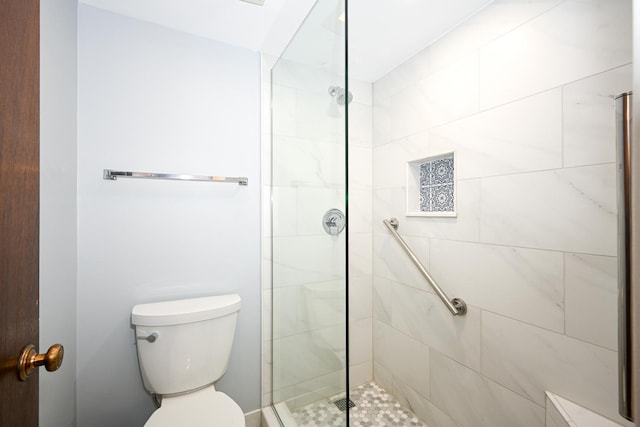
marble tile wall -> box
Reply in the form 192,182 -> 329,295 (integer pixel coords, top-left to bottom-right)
372,1 -> 632,426
262,55 -> 373,409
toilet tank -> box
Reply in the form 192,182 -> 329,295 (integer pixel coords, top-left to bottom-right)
132,294 -> 241,396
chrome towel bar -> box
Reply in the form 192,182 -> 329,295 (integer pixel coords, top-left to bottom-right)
383,218 -> 466,316
103,169 -> 248,185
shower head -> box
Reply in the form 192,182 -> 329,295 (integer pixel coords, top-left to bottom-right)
328,86 -> 353,105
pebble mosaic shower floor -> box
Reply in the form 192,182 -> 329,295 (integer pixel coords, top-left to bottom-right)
291,382 -> 427,427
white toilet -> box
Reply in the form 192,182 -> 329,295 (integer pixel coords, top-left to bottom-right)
131,294 -> 245,426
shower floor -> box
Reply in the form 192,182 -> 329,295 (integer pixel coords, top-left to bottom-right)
291,381 -> 427,427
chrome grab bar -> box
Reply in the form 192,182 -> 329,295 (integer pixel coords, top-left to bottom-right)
616,91 -> 634,422
383,218 -> 467,316
103,169 -> 248,185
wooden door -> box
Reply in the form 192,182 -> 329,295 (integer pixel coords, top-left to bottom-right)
0,0 -> 40,425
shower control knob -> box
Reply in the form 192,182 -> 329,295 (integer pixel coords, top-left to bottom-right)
323,209 -> 346,235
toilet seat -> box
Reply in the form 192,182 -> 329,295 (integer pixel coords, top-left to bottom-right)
145,387 -> 245,427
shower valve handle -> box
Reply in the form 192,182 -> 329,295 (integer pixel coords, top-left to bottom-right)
322,209 -> 346,235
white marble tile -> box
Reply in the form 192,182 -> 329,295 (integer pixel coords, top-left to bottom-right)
431,351 -> 545,427
348,101 -> 373,148
563,64 -> 632,168
417,53 -> 480,128
273,58 -> 338,95
296,280 -> 345,334
272,136 -> 345,187
373,47 -> 431,101
430,239 -> 564,332
350,317 -> 372,366
349,232 -> 373,278
373,232 -> 431,291
391,282 -> 482,371
428,0 -> 564,73
373,180 -> 481,243
373,137 -> 428,190
279,327 -> 347,395
372,361 -> 393,395
349,275 -> 372,321
290,369 -> 346,410
565,253 -> 617,350
481,311 -> 624,424
272,384 -> 298,410
271,186 -> 297,237
372,276 -> 392,325
429,89 -> 563,179
349,145 -> 372,191
389,54 -> 479,140
349,361 -> 373,388
372,98 -> 392,147
348,78 -> 373,107
390,282 -> 431,341
348,188 -> 373,234
389,383 -> 461,427
272,286 -> 297,339
480,164 -> 617,256
272,83 -> 296,137
296,186 -> 344,235
310,323 -> 348,360
272,234 -> 346,287
479,0 -> 632,109
373,320 -> 430,398
295,89 -> 346,141
272,331 -> 344,390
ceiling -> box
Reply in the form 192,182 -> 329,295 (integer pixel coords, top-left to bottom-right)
78,0 -> 493,82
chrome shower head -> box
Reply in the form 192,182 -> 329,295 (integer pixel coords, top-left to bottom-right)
328,85 -> 353,105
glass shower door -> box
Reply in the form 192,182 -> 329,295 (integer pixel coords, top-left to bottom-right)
270,0 -> 348,425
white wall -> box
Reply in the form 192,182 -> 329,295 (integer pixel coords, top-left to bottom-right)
77,5 -> 261,425
40,0 -> 78,425
372,0 -> 632,426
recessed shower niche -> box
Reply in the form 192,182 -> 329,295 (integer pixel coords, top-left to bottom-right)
407,152 -> 457,217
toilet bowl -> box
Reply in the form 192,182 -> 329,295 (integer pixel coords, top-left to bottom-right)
145,387 -> 244,426
132,294 -> 245,426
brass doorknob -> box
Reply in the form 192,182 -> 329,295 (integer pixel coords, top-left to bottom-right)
18,344 -> 64,381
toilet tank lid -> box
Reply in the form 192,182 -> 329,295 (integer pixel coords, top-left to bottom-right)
131,294 -> 241,326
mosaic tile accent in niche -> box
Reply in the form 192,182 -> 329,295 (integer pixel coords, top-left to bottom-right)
419,154 -> 455,213
291,381 -> 427,427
